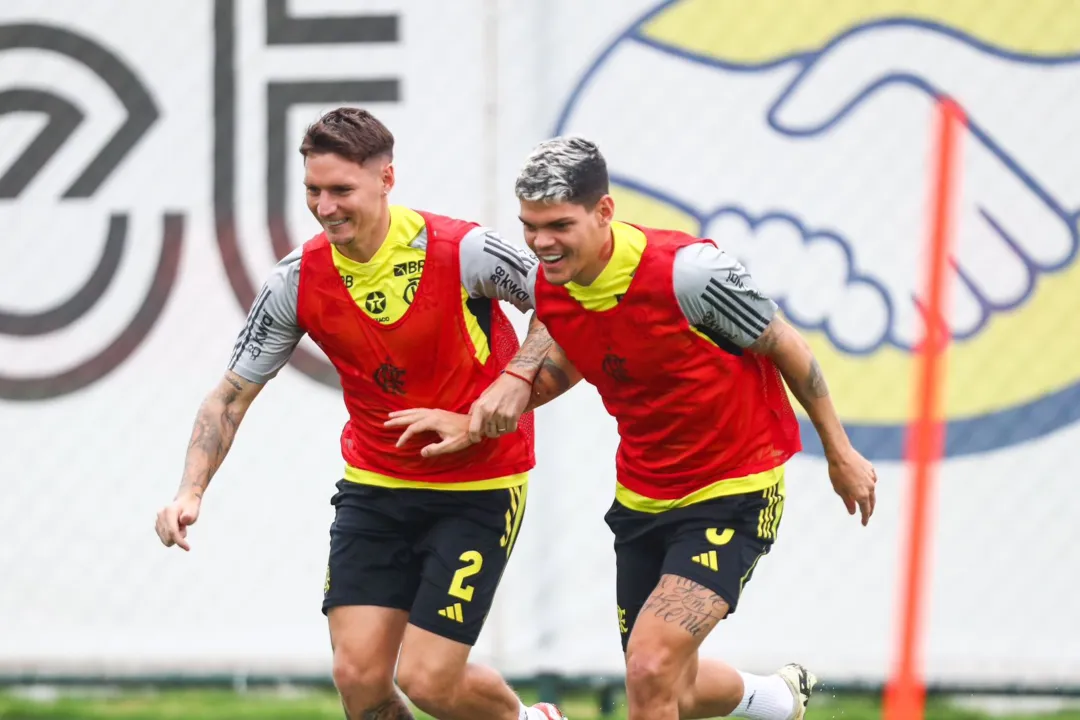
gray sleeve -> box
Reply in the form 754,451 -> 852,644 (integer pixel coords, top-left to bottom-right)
458,226 -> 538,313
673,242 -> 778,348
227,247 -> 304,383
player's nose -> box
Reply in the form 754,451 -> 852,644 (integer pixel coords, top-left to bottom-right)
533,233 -> 558,251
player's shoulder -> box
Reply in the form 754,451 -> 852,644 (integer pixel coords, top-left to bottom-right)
274,244 -> 304,272
674,240 -> 737,267
461,225 -> 537,272
672,241 -> 741,282
296,230 -> 330,252
260,245 -> 303,294
411,207 -> 481,239
671,240 -> 776,305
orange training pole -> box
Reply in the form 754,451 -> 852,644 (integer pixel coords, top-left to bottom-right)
884,95 -> 965,720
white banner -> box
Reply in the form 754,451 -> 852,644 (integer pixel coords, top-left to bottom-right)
2,0 -> 1079,687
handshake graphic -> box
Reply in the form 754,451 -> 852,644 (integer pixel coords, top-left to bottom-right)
563,20 -> 1079,354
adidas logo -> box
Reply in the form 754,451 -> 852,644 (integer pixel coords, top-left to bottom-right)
438,603 -> 465,623
691,550 -> 718,571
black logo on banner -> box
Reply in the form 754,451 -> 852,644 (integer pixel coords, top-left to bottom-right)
214,0 -> 401,389
0,23 -> 184,401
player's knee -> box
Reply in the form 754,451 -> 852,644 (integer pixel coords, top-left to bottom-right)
625,643 -> 680,704
332,644 -> 394,699
395,657 -> 460,713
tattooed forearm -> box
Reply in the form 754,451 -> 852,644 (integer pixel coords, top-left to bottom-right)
748,317 -> 829,404
780,352 -> 831,412
527,358 -> 570,411
178,404 -> 241,497
805,357 -> 828,399
507,314 -> 554,377
176,373 -> 259,498
640,575 -> 729,638
357,695 -> 415,720
752,317 -> 853,457
525,342 -> 582,412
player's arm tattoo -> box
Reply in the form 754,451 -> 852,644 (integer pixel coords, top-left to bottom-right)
356,695 -> 415,720
176,371 -> 264,499
748,316 -> 854,458
640,575 -> 729,638
526,340 -> 582,412
505,313 -> 554,381
806,358 -> 828,398
748,316 -> 829,405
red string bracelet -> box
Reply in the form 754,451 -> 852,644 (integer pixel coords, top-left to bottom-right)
501,369 -> 533,385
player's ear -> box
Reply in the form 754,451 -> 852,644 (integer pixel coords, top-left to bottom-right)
380,158 -> 395,195
595,194 -> 615,226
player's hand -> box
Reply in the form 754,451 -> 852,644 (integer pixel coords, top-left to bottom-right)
827,447 -> 878,526
385,408 -> 477,458
155,491 -> 202,551
468,372 -> 533,443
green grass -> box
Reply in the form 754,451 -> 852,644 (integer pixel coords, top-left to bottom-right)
2,688 -> 1080,720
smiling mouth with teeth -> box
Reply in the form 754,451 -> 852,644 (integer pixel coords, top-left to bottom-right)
539,254 -> 564,262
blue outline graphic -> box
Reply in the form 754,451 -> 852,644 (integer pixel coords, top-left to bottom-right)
611,174 -> 896,354
553,1 -> 1080,460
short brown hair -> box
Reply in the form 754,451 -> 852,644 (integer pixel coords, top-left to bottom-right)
299,107 -> 394,165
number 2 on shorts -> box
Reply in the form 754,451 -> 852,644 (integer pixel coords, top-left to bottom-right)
448,550 -> 484,602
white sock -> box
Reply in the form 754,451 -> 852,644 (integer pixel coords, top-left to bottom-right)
519,701 -> 529,720
730,671 -> 796,720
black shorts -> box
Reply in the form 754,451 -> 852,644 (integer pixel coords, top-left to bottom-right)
322,479 -> 527,646
605,477 -> 785,651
